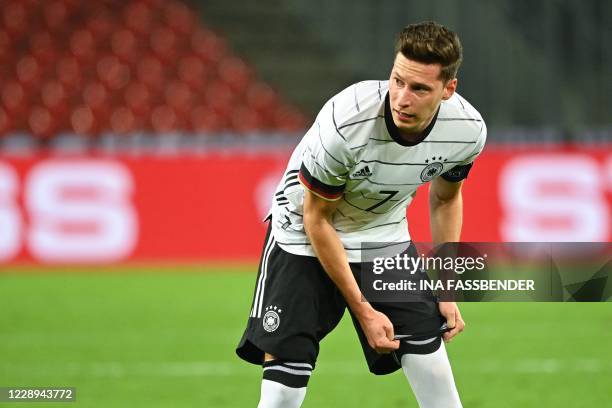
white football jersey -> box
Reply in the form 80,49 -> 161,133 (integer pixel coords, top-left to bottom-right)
269,80 -> 486,262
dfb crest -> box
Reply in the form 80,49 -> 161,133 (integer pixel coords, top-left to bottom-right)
420,162 -> 444,182
262,305 -> 282,332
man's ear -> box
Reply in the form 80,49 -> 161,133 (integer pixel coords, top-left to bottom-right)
442,78 -> 457,100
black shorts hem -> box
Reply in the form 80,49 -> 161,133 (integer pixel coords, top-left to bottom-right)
236,319 -> 319,368
236,335 -> 264,366
368,336 -> 443,375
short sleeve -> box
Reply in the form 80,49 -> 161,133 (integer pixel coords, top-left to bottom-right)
298,106 -> 353,200
441,121 -> 487,182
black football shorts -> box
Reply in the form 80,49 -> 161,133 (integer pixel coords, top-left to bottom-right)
236,222 -> 446,375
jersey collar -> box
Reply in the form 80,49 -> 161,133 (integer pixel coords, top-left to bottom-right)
384,92 -> 439,146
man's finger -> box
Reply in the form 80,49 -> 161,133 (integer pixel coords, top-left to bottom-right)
380,325 -> 400,350
443,327 -> 459,342
383,323 -> 395,341
443,318 -> 465,343
376,339 -> 400,353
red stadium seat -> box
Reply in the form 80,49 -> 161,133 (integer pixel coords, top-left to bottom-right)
16,55 -> 42,90
137,55 -> 164,91
178,55 -> 207,88
111,29 -> 138,63
163,1 -> 195,37
70,105 -> 96,136
30,32 -> 57,64
2,81 -> 27,116
2,3 -> 27,38
82,82 -> 111,127
165,80 -> 193,113
218,56 -> 252,94
83,82 -> 108,112
191,29 -> 227,65
87,11 -> 114,42
41,81 -> 67,113
150,27 -> 178,62
123,2 -> 153,38
0,30 -> 12,65
97,55 -> 131,91
55,55 -> 82,91
151,105 -> 178,132
44,1 -> 68,33
231,106 -> 264,134
247,83 -> 280,116
124,82 -> 152,115
191,105 -> 225,133
70,29 -> 96,64
110,106 -> 137,134
205,82 -> 235,118
28,106 -> 56,139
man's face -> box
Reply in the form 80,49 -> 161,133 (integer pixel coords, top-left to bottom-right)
388,53 -> 457,137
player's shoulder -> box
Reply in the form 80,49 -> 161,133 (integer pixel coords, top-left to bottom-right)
326,80 -> 388,125
437,92 -> 486,142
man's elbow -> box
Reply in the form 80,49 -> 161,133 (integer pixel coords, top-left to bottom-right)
429,188 -> 462,208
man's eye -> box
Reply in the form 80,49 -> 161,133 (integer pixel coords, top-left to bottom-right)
395,78 -> 404,86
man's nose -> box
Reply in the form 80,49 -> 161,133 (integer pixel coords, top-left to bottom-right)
397,88 -> 413,107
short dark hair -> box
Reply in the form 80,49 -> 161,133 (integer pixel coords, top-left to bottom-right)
395,21 -> 463,83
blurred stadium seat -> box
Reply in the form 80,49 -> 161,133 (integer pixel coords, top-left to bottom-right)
0,0 -> 307,141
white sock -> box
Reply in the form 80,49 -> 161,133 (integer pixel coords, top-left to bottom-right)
257,379 -> 307,408
401,341 -> 462,408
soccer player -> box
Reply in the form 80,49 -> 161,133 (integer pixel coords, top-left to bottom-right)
237,21 -> 486,407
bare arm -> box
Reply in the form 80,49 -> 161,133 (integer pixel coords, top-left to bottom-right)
429,176 -> 466,342
429,176 -> 463,243
302,189 -> 399,353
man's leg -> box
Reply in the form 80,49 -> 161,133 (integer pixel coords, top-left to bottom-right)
400,340 -> 462,408
349,244 -> 463,407
236,226 -> 345,407
256,353 -> 310,408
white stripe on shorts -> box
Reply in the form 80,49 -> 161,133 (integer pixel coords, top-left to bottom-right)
256,237 -> 274,318
251,234 -> 275,318
404,337 -> 437,345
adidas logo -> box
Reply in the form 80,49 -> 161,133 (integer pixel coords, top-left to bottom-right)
352,166 -> 372,177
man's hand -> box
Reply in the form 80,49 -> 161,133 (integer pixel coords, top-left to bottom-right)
439,301 -> 465,343
357,307 -> 400,354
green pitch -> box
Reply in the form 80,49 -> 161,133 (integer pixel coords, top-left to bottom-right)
0,266 -> 610,407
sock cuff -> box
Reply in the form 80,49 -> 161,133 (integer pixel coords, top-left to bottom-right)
262,360 -> 312,388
